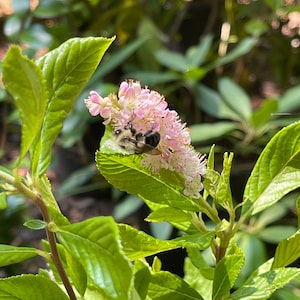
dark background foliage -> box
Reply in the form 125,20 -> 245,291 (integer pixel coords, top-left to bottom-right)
0,0 -> 300,297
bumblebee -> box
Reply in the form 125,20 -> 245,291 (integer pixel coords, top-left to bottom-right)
113,122 -> 160,154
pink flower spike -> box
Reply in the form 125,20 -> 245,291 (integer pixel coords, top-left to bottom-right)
84,91 -> 102,116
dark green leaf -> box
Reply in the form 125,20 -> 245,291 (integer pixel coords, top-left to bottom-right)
244,19 -> 269,37
251,98 -> 278,128
208,37 -> 257,69
0,245 -> 38,267
235,233 -> 267,287
218,77 -> 252,121
113,195 -> 144,222
186,34 -> 213,67
195,84 -> 240,120
155,49 -> 187,72
126,71 -> 180,86
243,121 -> 300,216
258,225 -> 296,244
190,122 -> 238,143
278,85 -> 300,113
33,0 -> 69,18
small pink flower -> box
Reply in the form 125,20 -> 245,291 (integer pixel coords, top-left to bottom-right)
84,80 -> 207,198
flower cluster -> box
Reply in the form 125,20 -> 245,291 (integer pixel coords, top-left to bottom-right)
84,80 -> 206,198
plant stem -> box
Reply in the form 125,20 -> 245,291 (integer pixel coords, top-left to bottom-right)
35,195 -> 77,300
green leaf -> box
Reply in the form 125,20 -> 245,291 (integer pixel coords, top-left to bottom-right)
0,244 -> 38,267
209,37 -> 257,69
23,219 -> 47,230
33,0 -> 68,18
190,122 -> 238,143
0,193 -> 7,210
96,131 -> 200,212
218,77 -> 252,121
113,195 -> 144,222
213,245 -> 244,299
235,233 -> 267,287
273,230 -> 300,268
88,35 -> 150,86
251,98 -> 278,128
214,152 -> 233,210
297,196 -> 300,229
186,34 -> 213,67
57,216 -> 133,300
228,267 -> 300,300
242,121 -> 300,216
119,223 -> 213,261
64,248 -> 87,296
34,36 -> 115,176
195,84 -> 241,120
133,259 -> 152,300
146,207 -> 193,223
258,225 -> 296,244
244,19 -> 269,37
184,257 -> 213,300
155,49 -> 187,72
0,274 -> 69,300
118,224 -> 179,260
125,70 -> 180,86
37,175 -> 69,226
278,85 -> 300,113
148,271 -> 204,300
2,46 -> 48,160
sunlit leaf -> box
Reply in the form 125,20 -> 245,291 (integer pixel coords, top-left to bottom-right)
228,266 -> 300,300
96,128 -> 201,212
148,271 -> 204,300
243,121 -> 300,216
2,46 -> 48,160
0,245 -> 39,267
57,216 -> 133,300
0,274 -> 69,300
34,36 -> 114,176
213,246 -> 244,299
273,230 -> 300,268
